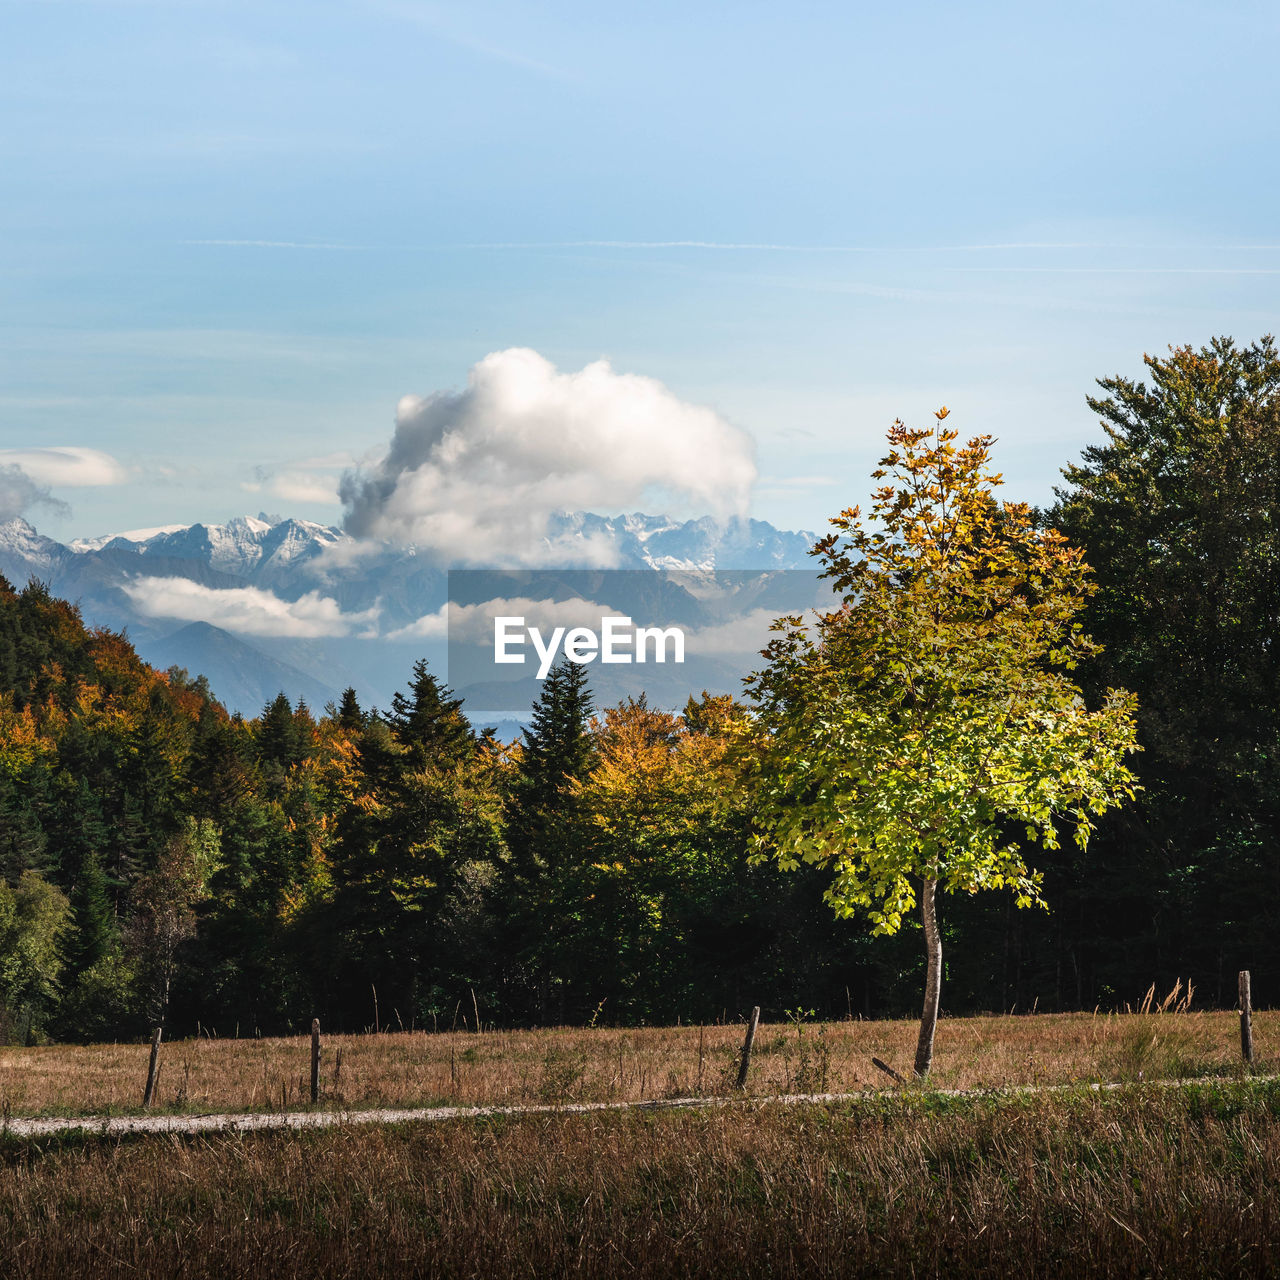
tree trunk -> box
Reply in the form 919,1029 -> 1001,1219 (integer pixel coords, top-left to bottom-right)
914,878 -> 942,1078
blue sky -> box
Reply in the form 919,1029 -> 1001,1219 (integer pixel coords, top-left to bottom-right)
3,0 -> 1279,544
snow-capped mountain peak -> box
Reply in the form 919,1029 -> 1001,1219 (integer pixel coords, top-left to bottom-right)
67,514 -> 353,578
0,510 -> 819,713
70,524 -> 192,553
0,517 -> 69,574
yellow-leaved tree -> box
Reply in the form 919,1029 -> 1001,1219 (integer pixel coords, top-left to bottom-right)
744,414 -> 1140,1077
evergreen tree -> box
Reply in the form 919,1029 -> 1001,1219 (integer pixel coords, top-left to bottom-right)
1051,336 -> 1280,1002
47,773 -> 117,972
389,660 -> 472,766
188,699 -> 253,819
256,692 -> 304,771
501,659 -> 597,1020
337,687 -> 365,732
322,701 -> 500,1029
65,849 -> 115,978
0,773 -> 49,883
507,659 -> 596,868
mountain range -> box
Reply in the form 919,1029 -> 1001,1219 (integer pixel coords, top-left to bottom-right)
0,512 -> 819,718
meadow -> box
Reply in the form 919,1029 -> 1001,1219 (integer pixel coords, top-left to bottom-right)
3,1080 -> 1279,1278
1,1005 -> 1272,1118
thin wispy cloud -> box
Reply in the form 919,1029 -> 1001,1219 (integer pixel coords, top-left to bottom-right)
461,240 -> 1109,253
243,452 -> 356,507
0,447 -> 127,487
177,238 -> 1126,257
242,474 -> 342,505
178,237 -> 1280,261
0,465 -> 69,523
365,0 -> 571,82
946,266 -> 1280,276
182,240 -> 362,251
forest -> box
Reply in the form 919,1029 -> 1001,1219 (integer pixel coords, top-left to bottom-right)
2,336 -> 1279,1044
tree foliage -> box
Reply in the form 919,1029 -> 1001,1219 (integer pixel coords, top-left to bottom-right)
8,341 -> 1280,1045
0,870 -> 70,1041
745,415 -> 1139,1072
1051,336 -> 1280,997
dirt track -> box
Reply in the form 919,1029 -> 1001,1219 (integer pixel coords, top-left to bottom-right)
5,1075 -> 1271,1140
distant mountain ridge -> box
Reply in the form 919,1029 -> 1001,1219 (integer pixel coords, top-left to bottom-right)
68,514 -> 349,583
0,511 -> 819,716
53,510 -> 815,576
142,621 -> 342,715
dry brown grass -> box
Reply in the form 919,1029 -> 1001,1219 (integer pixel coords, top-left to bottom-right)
1,1006 -> 1273,1118
2,1080 -> 1279,1278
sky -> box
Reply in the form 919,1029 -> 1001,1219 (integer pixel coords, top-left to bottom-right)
3,0 -> 1280,548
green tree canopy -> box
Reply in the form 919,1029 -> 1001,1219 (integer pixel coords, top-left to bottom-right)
746,414 -> 1139,1075
390,660 -> 473,767
130,817 -> 221,1027
1051,336 -> 1280,994
0,870 -> 70,1042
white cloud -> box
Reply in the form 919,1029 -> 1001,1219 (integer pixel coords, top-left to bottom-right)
243,453 -> 352,506
0,447 -> 127,488
121,577 -> 381,639
384,604 -> 450,641
682,607 -> 801,658
268,474 -> 342,505
387,596 -> 620,643
341,348 -> 757,567
241,472 -> 342,505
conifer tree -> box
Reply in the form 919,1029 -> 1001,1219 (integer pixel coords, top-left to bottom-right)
502,659 -> 597,1020
256,692 -> 303,771
336,687 -> 365,732
65,849 -> 115,978
510,658 -> 596,849
50,776 -> 116,954
389,659 -> 472,766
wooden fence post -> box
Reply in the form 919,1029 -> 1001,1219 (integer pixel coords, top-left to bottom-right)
142,1026 -> 163,1108
310,1018 -> 321,1103
1240,970 -> 1254,1064
736,1006 -> 760,1090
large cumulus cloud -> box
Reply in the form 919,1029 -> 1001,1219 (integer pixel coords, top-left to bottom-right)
340,349 -> 756,566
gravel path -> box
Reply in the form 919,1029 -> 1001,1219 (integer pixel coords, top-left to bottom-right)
2,1093 -> 802,1138
3,1075 -> 1271,1140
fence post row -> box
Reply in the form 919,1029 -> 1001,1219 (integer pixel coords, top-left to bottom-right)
128,980 -> 1256,1116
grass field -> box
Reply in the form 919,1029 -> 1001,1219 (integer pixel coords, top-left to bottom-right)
1,1007 -> 1273,1118
2,1080 -> 1278,1278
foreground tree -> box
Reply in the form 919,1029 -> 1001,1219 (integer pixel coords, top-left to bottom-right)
745,413 -> 1139,1076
